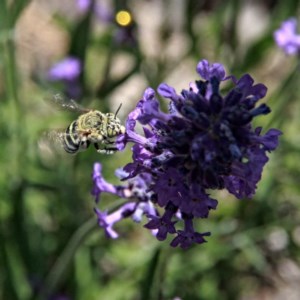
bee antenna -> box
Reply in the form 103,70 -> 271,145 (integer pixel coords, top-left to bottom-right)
114,103 -> 122,119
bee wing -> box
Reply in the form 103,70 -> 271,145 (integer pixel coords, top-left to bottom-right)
39,129 -> 68,154
44,93 -> 90,113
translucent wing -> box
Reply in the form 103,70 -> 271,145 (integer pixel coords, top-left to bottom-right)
39,129 -> 69,154
44,93 -> 90,113
46,129 -> 66,147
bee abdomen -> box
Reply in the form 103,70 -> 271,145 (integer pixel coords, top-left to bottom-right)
63,120 -> 80,153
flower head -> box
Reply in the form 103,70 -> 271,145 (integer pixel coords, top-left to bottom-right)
48,57 -> 81,81
92,59 -> 281,248
48,56 -> 82,98
76,0 -> 92,13
274,18 -> 300,55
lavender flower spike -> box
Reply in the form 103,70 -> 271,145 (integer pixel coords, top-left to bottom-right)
274,18 -> 300,55
92,59 -> 282,248
48,57 -> 81,81
48,56 -> 82,98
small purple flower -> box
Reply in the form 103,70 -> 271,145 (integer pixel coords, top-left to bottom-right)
76,0 -> 91,12
48,57 -> 81,81
170,217 -> 211,249
274,18 -> 300,55
48,57 -> 82,98
76,0 -> 113,22
92,59 -> 281,248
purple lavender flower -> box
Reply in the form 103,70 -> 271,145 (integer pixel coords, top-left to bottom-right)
76,0 -> 91,13
48,57 -> 82,98
92,59 -> 281,248
48,57 -> 81,81
76,0 -> 114,23
274,18 -> 300,55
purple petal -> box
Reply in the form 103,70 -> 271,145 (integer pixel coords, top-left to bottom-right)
157,83 -> 179,100
196,59 -> 226,81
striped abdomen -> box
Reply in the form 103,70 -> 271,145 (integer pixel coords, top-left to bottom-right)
63,120 -> 81,153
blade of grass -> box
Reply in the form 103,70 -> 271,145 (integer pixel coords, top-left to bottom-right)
35,217 -> 97,300
140,246 -> 161,300
36,199 -> 127,300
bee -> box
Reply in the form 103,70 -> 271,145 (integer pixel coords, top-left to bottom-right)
45,94 -> 125,154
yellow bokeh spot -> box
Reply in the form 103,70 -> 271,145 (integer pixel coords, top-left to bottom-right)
115,10 -> 132,26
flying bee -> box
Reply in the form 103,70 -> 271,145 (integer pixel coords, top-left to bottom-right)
45,94 -> 125,154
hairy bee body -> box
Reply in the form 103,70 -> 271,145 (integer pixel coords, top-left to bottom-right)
45,94 -> 125,154
63,110 -> 125,154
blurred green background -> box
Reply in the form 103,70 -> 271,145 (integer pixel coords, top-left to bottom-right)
1,0 -> 300,299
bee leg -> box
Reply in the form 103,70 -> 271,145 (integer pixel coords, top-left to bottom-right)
96,146 -> 118,155
79,140 -> 90,151
94,142 -> 116,154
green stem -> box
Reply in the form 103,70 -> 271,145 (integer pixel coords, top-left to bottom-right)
35,217 -> 97,300
0,0 -> 26,176
266,61 -> 300,128
35,199 -> 126,300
